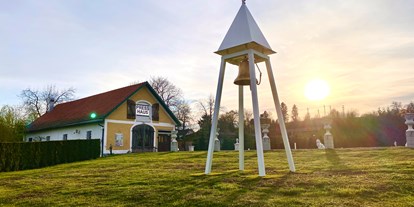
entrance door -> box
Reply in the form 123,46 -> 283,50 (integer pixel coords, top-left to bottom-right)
132,124 -> 155,152
157,134 -> 171,152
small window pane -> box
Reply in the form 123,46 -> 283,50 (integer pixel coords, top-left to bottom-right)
115,133 -> 123,146
86,131 -> 92,139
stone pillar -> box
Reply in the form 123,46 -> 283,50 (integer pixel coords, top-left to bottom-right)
261,124 -> 271,151
170,130 -> 179,152
234,138 -> 239,151
324,123 -> 334,149
214,128 -> 221,152
405,113 -> 414,148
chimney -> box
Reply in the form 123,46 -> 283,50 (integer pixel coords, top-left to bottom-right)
47,97 -> 55,112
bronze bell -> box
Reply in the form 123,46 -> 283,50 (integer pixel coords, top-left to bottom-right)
234,58 -> 257,85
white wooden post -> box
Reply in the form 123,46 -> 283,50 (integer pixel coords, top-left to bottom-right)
205,58 -> 226,174
265,59 -> 296,172
238,85 -> 245,170
248,51 -> 266,176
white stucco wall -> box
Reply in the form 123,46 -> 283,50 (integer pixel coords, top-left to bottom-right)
25,124 -> 102,141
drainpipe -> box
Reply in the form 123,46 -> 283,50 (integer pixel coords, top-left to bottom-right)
98,123 -> 104,157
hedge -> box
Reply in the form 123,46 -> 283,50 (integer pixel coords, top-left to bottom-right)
0,139 -> 100,172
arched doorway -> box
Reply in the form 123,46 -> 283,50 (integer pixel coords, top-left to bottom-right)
132,124 -> 155,152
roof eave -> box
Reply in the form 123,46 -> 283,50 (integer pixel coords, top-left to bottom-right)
26,119 -> 104,133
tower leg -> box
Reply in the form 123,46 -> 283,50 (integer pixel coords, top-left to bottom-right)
265,59 -> 296,172
205,59 -> 226,174
248,51 -> 266,176
238,85 -> 244,171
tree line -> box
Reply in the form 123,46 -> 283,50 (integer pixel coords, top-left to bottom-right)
1,77 -> 414,150
185,100 -> 414,150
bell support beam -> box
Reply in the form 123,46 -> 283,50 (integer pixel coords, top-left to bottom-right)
265,59 -> 296,172
222,50 -> 250,65
205,58 -> 227,174
248,50 -> 266,176
238,85 -> 245,171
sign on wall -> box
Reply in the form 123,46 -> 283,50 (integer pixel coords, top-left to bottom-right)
135,101 -> 152,123
136,104 -> 150,117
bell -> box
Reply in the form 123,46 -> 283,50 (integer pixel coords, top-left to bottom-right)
234,58 -> 257,85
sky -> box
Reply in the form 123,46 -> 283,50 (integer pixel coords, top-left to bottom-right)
1,0 -> 414,120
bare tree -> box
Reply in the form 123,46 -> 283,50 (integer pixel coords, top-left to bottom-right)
175,99 -> 193,132
198,94 -> 215,120
20,85 -> 75,118
244,109 -> 253,124
149,76 -> 182,109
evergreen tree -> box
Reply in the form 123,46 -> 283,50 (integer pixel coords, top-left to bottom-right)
291,104 -> 299,122
281,102 -> 289,123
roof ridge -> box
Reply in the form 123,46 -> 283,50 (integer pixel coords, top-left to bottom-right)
55,82 -> 145,108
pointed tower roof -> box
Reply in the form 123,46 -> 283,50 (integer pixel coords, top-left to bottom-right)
215,1 -> 275,58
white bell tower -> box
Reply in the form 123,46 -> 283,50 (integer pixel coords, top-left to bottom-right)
205,1 -> 296,176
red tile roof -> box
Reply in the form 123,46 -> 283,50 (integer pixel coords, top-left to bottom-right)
27,82 -> 146,132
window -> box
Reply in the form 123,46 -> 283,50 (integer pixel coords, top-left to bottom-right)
28,138 -> 33,142
115,133 -> 123,146
127,99 -> 135,119
46,136 -> 50,141
152,103 -> 159,121
63,134 -> 68,140
86,131 -> 92,140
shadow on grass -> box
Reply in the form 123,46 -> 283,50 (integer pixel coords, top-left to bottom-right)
325,149 -> 349,171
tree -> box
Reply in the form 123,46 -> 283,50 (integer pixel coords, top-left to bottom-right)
0,105 -> 26,142
20,85 -> 75,119
197,94 -> 215,122
149,76 -> 183,110
243,109 -> 256,150
192,95 -> 224,150
174,99 -> 193,140
194,114 -> 211,150
218,110 -> 238,150
219,110 -> 238,129
329,108 -> 341,118
281,102 -> 289,123
291,104 -> 299,122
304,109 -> 311,121
390,101 -> 403,116
406,102 -> 414,113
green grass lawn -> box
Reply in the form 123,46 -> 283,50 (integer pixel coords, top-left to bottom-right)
1,147 -> 413,206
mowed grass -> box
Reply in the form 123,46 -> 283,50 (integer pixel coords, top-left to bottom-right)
1,148 -> 414,207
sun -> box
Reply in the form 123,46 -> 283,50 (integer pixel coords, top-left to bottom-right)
304,79 -> 330,101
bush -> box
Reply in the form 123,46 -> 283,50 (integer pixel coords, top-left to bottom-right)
0,139 -> 100,172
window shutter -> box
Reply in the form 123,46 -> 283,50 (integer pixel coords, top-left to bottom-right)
127,99 -> 135,119
152,103 -> 159,121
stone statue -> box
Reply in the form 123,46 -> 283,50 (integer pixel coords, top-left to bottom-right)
214,128 -> 221,151
170,130 -> 179,152
316,139 -> 325,149
234,138 -> 239,151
